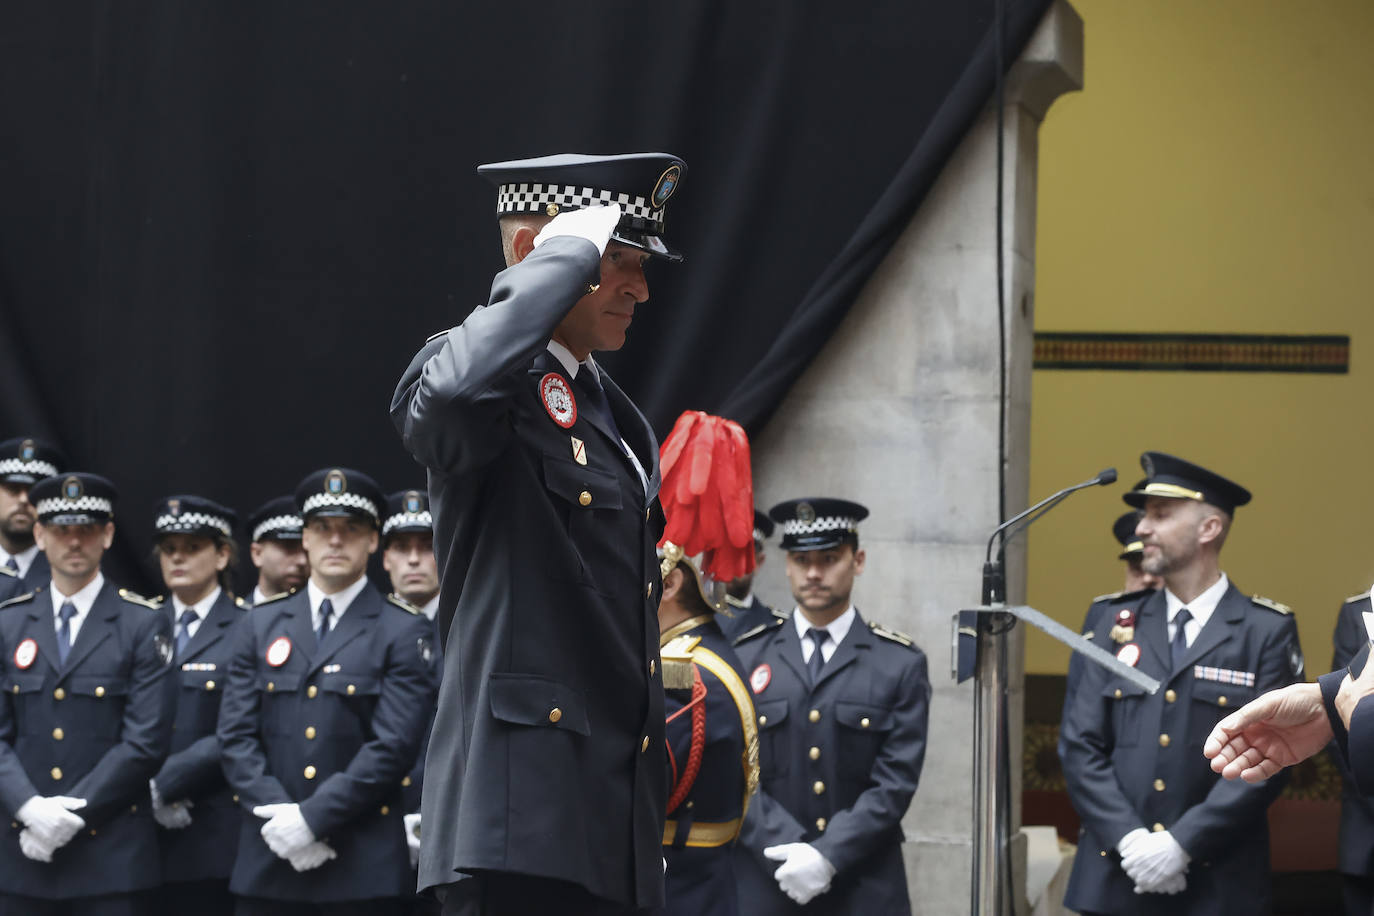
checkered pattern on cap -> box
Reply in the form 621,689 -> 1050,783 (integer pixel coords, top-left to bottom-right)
0,458 -> 58,479
382,510 -> 433,537
155,512 -> 233,537
779,516 -> 858,537
496,183 -> 665,228
302,492 -> 379,519
252,515 -> 303,542
36,496 -> 113,518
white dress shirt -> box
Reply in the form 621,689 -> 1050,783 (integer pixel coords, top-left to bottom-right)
545,341 -> 649,492
49,572 -> 105,646
0,544 -> 39,578
251,585 -> 273,607
307,575 -> 369,633
1164,572 -> 1229,648
420,594 -> 440,622
794,605 -> 857,665
172,586 -> 221,642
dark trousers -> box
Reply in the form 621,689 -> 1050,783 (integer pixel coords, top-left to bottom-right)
0,892 -> 154,916
438,874 -> 650,916
156,879 -> 234,916
1342,872 -> 1374,916
235,897 -> 409,916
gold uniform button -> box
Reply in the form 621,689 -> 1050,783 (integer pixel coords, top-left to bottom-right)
1154,779 -> 1166,792
758,715 -> 768,726
578,491 -> 592,507
1158,734 -> 1170,747
813,781 -> 825,796
130,804 -> 137,813
1165,689 -> 1177,703
50,767 -> 62,781
89,829 -> 97,836
645,507 -> 651,521
53,688 -> 65,701
808,709 -> 821,723
1152,822 -> 1165,833
205,680 -> 215,691
267,682 -> 275,692
816,817 -> 827,831
546,203 -> 560,217
649,660 -> 656,676
642,736 -> 651,753
10,685 -> 17,695
401,776 -> 412,788
307,685 -> 318,699
549,708 -> 562,724
809,747 -> 820,761
346,684 -> 356,695
52,728 -> 63,741
1218,696 -> 1228,707
232,795 -> 240,803
305,726 -> 317,740
380,805 -> 390,816
1099,850 -> 1108,857
95,686 -> 105,698
304,766 -> 317,780
1114,689 -> 1123,699
646,582 -> 653,598
860,717 -> 871,729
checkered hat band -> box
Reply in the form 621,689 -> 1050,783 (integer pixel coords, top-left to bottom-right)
156,512 -> 232,537
753,528 -> 766,543
780,516 -> 857,537
0,459 -> 57,478
302,492 -> 379,518
1193,665 -> 1255,687
36,496 -> 113,517
253,515 -> 303,542
382,511 -> 433,536
496,183 -> 665,226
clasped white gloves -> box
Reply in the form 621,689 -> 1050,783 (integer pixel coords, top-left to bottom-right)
254,803 -> 336,872
403,813 -> 422,868
764,842 -> 836,905
150,779 -> 192,830
1118,827 -> 1190,894
15,795 -> 86,862
532,203 -> 622,256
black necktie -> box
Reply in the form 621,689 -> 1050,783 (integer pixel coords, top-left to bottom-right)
317,598 -> 334,646
573,367 -> 623,444
1171,608 -> 1192,667
806,628 -> 828,685
176,608 -> 198,657
57,602 -> 77,664
3,556 -> 17,573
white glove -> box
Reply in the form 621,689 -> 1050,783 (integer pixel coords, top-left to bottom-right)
287,839 -> 337,872
764,842 -> 836,905
18,828 -> 56,862
1135,870 -> 1187,895
403,812 -> 422,868
1120,830 -> 1190,892
532,204 -> 622,256
150,779 -> 193,829
254,803 -> 316,859
16,795 -> 86,849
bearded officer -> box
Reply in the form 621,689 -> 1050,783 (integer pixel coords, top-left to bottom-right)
0,472 -> 177,914
0,437 -> 66,602
718,511 -> 780,643
217,468 -> 438,915
392,152 -> 686,915
1060,452 -> 1303,914
245,498 -> 307,606
733,499 -> 931,915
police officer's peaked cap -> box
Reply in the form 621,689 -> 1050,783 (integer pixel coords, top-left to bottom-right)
1113,511 -> 1144,559
753,510 -> 776,543
248,496 -> 304,543
769,498 -> 869,552
0,437 -> 65,486
382,489 -> 433,540
478,152 -> 686,262
1123,452 -> 1252,516
29,472 -> 117,525
294,468 -> 385,527
153,494 -> 238,540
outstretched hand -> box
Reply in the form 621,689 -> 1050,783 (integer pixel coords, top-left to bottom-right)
1202,682 -> 1330,782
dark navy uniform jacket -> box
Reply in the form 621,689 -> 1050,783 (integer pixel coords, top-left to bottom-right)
401,610 -> 441,817
1060,582 -> 1302,915
718,595 -> 778,644
217,584 -> 437,902
392,236 -> 667,907
1331,592 -> 1374,878
0,580 -> 176,899
0,568 -> 21,604
152,589 -> 247,883
0,555 -> 52,603
657,616 -> 757,916
1059,589 -> 1157,763
733,611 -> 930,916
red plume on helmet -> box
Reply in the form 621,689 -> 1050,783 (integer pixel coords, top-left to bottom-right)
657,411 -> 756,583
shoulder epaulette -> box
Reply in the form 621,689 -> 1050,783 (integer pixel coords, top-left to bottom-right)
1251,595 -> 1292,615
387,594 -> 421,615
0,565 -> 16,579
1345,592 -> 1369,605
660,634 -> 700,689
1092,587 -> 1154,604
734,617 -> 785,646
769,608 -> 791,620
869,621 -> 916,648
425,328 -> 450,343
1091,591 -> 1123,603
118,589 -> 162,610
254,590 -> 293,607
0,590 -> 37,610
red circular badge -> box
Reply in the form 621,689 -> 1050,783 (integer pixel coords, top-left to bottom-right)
539,373 -> 578,429
750,663 -> 772,694
13,638 -> 37,670
1116,643 -> 1141,668
266,636 -> 292,667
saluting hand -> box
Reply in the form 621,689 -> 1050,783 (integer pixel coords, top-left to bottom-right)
531,203 -> 623,256
1202,682 -> 1330,782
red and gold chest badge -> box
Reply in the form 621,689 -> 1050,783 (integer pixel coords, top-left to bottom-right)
266,636 -> 292,667
750,663 -> 771,694
540,373 -> 577,429
13,638 -> 37,670
1110,608 -> 1137,645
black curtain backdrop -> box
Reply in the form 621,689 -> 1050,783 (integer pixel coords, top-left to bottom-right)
0,1 -> 1051,594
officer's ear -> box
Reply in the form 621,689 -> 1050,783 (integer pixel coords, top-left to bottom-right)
510,225 -> 539,264
249,540 -> 265,570
101,522 -> 115,550
662,565 -> 686,604
851,546 -> 866,576
366,528 -> 379,555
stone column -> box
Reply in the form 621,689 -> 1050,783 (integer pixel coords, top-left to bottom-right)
748,3 -> 1083,912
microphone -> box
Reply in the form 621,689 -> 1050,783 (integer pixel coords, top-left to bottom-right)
981,468 -> 1117,604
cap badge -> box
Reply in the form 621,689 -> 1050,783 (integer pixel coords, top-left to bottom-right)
13,638 -> 37,670
1116,643 -> 1141,667
405,491 -> 423,514
325,469 -> 347,495
62,476 -> 83,500
168,498 -> 181,517
266,636 -> 292,667
750,663 -> 772,695
19,440 -> 34,460
796,502 -> 816,524
651,165 -> 681,209
539,373 -> 578,429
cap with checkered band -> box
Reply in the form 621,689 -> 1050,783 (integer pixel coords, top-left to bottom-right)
478,152 -> 686,262
769,498 -> 869,552
153,494 -> 238,540
248,496 -> 304,543
382,489 -> 433,541
29,472 -> 117,526
0,437 -> 65,487
1122,452 -> 1251,517
753,509 -> 776,547
294,467 -> 385,527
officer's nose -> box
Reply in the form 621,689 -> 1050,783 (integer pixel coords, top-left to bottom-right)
623,261 -> 649,305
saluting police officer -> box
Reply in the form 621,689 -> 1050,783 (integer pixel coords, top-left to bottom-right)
217,468 -> 438,915
0,472 -> 177,915
392,153 -> 686,915
0,437 -> 66,602
147,495 -> 248,915
733,499 -> 930,915
1059,452 -> 1304,914
718,511 -> 780,643
1331,585 -> 1374,915
245,497 -> 307,606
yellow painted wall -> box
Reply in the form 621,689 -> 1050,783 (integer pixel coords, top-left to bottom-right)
1028,0 -> 1374,676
